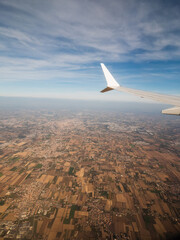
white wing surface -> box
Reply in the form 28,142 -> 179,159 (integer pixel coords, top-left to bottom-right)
100,63 -> 180,115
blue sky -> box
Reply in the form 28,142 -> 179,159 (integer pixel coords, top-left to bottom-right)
0,0 -> 180,102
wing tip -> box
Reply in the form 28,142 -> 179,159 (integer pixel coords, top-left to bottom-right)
162,107 -> 180,115
101,87 -> 114,93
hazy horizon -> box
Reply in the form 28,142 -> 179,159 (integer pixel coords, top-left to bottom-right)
0,96 -> 177,117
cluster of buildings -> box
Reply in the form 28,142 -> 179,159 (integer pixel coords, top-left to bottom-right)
0,109 -> 179,239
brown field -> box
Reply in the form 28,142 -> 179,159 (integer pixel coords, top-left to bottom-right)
51,217 -> 63,232
0,204 -> 10,213
154,219 -> 166,237
38,174 -> 54,184
63,224 -> 74,230
116,193 -> 126,203
56,176 -> 63,184
16,142 -> 26,147
151,200 -> 163,215
47,232 -> 57,240
3,212 -> 17,221
132,222 -> 139,232
28,163 -> 36,168
64,162 -> 70,167
37,220 -> 43,233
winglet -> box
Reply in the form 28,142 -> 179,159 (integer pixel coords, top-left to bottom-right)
100,63 -> 120,93
101,87 -> 114,93
162,107 -> 180,115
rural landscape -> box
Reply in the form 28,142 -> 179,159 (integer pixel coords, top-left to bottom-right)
0,100 -> 179,239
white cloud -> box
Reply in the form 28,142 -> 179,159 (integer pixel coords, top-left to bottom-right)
0,0 -> 180,99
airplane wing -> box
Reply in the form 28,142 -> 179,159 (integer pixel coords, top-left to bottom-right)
100,63 -> 180,115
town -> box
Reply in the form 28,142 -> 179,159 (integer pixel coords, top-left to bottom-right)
0,107 -> 179,240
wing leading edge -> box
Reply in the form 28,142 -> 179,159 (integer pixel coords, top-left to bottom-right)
100,63 -> 180,115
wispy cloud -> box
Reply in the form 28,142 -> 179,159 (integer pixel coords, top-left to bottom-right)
0,0 -> 180,98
